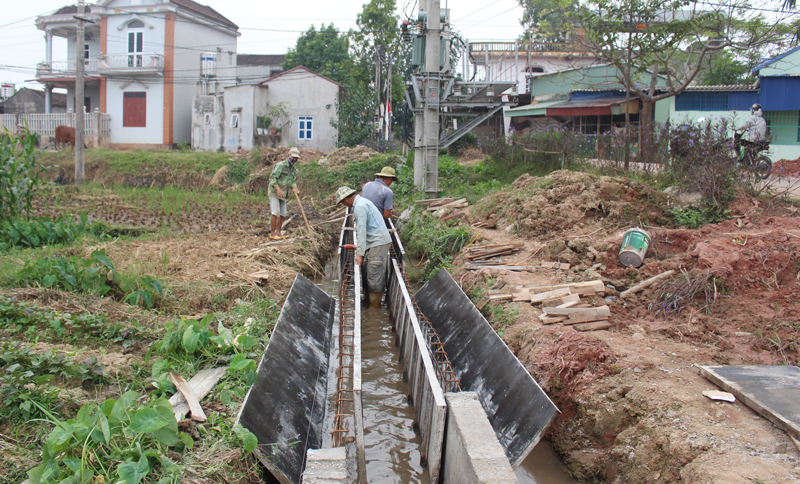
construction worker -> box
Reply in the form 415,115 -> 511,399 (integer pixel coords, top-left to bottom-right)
335,186 -> 392,309
361,166 -> 398,221
268,147 -> 300,240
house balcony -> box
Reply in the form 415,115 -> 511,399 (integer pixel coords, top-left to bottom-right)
97,54 -> 164,76
36,59 -> 100,79
469,41 -> 587,62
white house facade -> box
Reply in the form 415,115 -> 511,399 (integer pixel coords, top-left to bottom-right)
35,0 -> 239,147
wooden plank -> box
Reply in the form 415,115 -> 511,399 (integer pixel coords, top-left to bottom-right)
556,300 -> 579,309
561,312 -> 611,324
524,280 -> 606,296
465,264 -> 545,272
170,373 -> 207,422
531,287 -> 572,304
476,296 -> 490,311
415,197 -> 454,206
539,314 -> 567,324
540,261 -> 571,270
489,293 -> 513,301
619,270 -> 676,298
544,305 -> 610,316
574,321 -> 612,332
169,367 -> 227,422
541,293 -> 581,307
512,292 -> 533,302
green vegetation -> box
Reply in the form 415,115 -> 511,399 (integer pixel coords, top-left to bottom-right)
37,149 -> 231,177
668,206 -> 729,229
0,214 -> 88,251
15,249 -> 164,308
0,127 -> 48,220
400,211 -> 472,280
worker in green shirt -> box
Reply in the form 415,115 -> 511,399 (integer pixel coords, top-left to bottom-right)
268,147 -> 300,240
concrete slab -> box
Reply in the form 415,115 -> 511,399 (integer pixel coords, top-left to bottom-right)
236,274 -> 335,484
302,447 -> 353,483
442,392 -> 518,484
699,365 -> 800,440
415,269 -> 559,468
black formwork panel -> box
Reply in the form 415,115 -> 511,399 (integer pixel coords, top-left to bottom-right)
414,268 -> 559,468
236,274 -> 335,484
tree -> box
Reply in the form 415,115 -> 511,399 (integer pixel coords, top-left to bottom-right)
283,24 -> 353,84
331,84 -> 378,147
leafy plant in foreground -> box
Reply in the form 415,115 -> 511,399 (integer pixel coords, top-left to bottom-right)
27,392 -> 184,484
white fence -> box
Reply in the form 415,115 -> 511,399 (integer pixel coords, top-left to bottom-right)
0,113 -> 111,137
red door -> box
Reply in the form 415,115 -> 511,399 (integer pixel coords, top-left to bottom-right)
123,92 -> 146,127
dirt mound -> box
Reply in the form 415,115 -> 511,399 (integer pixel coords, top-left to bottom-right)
247,147 -> 321,165
321,145 -> 379,167
474,170 -> 671,238
774,157 -> 800,177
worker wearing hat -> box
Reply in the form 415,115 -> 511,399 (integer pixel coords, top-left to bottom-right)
361,166 -> 398,221
268,147 -> 301,240
335,186 -> 392,309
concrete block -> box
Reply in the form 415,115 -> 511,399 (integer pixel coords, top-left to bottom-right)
442,392 -> 518,484
302,448 -> 352,483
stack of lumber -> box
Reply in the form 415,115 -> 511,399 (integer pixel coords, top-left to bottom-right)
489,280 -> 611,332
465,260 -> 570,271
416,197 -> 469,219
465,243 -> 524,262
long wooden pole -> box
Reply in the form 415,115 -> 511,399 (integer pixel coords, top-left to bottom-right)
294,190 -> 314,235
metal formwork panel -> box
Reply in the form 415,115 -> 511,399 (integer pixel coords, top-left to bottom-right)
415,269 -> 560,469
386,259 -> 447,483
236,275 -> 335,484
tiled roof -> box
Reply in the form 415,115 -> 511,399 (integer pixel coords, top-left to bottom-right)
237,54 -> 285,67
684,84 -> 759,92
171,0 -> 238,29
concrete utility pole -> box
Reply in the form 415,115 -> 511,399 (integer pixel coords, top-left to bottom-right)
386,53 -> 392,140
375,46 -> 381,136
74,0 -> 85,185
413,0 -> 441,195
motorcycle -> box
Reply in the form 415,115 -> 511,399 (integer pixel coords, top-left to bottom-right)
732,131 -> 772,180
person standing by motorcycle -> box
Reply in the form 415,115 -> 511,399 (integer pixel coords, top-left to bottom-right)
737,104 -> 768,147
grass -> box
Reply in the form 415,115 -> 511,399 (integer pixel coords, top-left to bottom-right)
38,149 -> 232,176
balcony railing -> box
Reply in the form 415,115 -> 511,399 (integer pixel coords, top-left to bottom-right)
470,41 -> 587,57
98,54 -> 163,74
36,59 -> 99,78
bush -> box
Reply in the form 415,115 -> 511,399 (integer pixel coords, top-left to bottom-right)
0,126 -> 48,220
0,214 -> 87,251
226,158 -> 251,184
15,249 -> 164,308
400,211 -> 472,280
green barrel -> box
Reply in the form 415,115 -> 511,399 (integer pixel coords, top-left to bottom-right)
619,228 -> 651,268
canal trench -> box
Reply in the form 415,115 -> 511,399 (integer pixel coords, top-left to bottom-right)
238,215 -> 579,483
313,256 -> 578,484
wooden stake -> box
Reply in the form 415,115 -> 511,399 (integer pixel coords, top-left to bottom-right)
619,270 -> 675,299
170,373 -> 207,422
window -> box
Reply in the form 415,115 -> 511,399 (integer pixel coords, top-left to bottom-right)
204,113 -> 211,124
84,44 -> 90,60
230,114 -> 239,128
127,29 -> 143,67
298,116 -> 313,139
84,97 -> 90,113
123,92 -> 146,127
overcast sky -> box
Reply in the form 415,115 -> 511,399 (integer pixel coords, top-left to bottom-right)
0,0 -> 525,90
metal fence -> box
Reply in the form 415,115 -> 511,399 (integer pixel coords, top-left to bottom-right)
0,113 -> 111,137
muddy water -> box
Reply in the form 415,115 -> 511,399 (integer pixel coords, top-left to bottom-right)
361,305 -> 429,483
515,441 -> 579,483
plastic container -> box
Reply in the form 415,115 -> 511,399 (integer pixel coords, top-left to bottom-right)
619,227 -> 651,268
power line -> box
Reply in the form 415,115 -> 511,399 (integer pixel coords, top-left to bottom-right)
452,0 -> 505,22
459,5 -> 521,32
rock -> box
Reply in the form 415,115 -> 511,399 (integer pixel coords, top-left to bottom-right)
568,239 -> 589,253
557,249 -> 581,266
548,240 -> 567,258
583,269 -> 602,280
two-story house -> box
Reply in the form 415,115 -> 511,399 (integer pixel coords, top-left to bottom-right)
35,0 -> 239,147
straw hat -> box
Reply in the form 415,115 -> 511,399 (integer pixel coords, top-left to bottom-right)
289,147 -> 301,158
334,186 -> 357,205
375,166 -> 398,179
